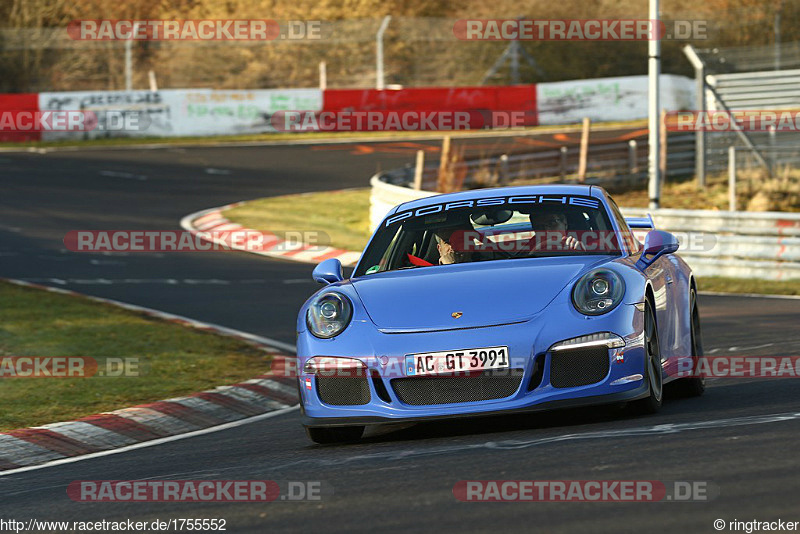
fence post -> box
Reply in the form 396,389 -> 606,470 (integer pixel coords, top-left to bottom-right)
376,16 -> 392,90
124,23 -> 140,91
148,70 -> 158,92
499,154 -> 509,185
659,109 -> 667,184
577,117 -> 590,183
682,45 -> 707,188
413,150 -> 425,190
728,146 -> 737,211
437,135 -> 451,192
319,61 -> 327,90
768,125 -> 776,174
560,146 -> 568,179
628,140 -> 639,175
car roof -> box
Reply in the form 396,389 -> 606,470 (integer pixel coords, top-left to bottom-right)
391,184 -> 605,214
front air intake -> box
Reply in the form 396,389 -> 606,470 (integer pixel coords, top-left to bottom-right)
391,369 -> 523,406
549,346 -> 610,388
316,375 -> 371,405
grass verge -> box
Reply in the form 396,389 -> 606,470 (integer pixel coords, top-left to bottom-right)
224,189 -> 371,252
0,280 -> 273,431
0,120 -> 647,150
697,277 -> 800,296
223,188 -> 800,297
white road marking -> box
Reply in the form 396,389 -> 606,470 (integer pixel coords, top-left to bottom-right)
89,259 -> 126,266
0,405 -> 299,478
99,170 -> 147,180
254,411 -> 800,473
204,168 -> 231,175
705,342 -> 784,354
19,278 -> 257,285
730,342 -> 775,352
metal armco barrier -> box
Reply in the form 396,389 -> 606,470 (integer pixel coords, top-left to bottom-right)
370,172 -> 800,280
621,208 -> 800,281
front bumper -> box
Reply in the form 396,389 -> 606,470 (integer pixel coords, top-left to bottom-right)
297,302 -> 648,427
301,382 -> 649,427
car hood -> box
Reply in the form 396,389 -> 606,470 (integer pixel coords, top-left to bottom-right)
351,256 -> 612,332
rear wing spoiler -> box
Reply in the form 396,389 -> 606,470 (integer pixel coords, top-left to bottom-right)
624,214 -> 655,231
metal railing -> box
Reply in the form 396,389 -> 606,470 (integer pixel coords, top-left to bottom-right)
707,68 -> 800,109
408,133 -> 696,192
696,41 -> 800,75
685,44 -> 800,183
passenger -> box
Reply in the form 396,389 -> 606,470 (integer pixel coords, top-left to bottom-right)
436,226 -> 481,264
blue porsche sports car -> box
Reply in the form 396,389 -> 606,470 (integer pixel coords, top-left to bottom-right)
296,185 -> 704,444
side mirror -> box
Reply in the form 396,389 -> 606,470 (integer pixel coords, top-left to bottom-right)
635,230 -> 679,271
312,258 -> 344,285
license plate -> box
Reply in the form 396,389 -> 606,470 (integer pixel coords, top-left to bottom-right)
404,346 -> 509,377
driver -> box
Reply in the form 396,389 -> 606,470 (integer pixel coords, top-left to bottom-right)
528,208 -> 585,251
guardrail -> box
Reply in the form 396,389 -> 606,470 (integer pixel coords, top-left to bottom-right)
370,172 -> 800,281
621,208 -> 800,281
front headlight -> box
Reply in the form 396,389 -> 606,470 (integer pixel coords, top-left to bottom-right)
572,269 -> 625,315
306,292 -> 353,338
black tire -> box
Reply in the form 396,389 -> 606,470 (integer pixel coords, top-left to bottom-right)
631,300 -> 664,415
305,425 -> 364,445
676,287 -> 706,397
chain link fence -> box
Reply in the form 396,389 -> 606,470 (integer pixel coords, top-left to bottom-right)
0,17 -> 706,93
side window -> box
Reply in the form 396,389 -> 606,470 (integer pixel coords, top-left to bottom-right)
607,196 -> 641,254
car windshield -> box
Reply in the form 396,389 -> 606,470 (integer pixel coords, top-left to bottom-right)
355,194 -> 621,276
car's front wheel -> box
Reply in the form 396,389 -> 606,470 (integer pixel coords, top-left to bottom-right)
631,300 -> 663,414
305,425 -> 365,444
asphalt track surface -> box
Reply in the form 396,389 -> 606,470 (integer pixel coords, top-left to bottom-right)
1,131 -> 799,533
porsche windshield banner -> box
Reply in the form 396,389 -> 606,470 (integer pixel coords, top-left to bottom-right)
384,195 -> 601,227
